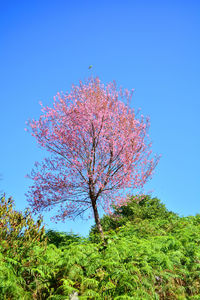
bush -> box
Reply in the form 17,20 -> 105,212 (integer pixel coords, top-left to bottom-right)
0,195 -> 48,299
1,194 -> 200,299
89,195 -> 177,239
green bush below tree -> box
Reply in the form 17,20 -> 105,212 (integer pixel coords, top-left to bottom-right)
1,194 -> 200,299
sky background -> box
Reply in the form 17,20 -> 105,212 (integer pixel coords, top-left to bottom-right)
0,0 -> 199,237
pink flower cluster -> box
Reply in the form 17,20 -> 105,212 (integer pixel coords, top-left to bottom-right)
26,77 -> 159,221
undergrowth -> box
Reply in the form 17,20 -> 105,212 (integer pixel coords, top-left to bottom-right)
1,195 -> 200,299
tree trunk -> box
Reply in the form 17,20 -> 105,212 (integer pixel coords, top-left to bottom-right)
91,198 -> 105,243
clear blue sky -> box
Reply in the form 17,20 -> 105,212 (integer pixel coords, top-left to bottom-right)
0,0 -> 199,237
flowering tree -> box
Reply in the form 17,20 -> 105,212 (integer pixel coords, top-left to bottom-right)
26,77 -> 159,241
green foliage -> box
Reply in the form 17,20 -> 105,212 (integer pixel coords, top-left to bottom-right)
89,195 -> 177,238
45,229 -> 83,248
0,195 -> 48,299
1,194 -> 200,299
0,195 -> 46,255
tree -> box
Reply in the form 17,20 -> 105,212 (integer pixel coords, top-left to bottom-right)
0,194 -> 46,259
26,77 -> 159,241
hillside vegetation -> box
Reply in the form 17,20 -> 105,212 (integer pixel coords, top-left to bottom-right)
1,195 -> 200,299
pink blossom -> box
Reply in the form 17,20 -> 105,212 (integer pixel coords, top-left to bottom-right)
26,77 -> 159,234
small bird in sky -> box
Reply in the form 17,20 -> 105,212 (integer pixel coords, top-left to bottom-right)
88,65 -> 93,69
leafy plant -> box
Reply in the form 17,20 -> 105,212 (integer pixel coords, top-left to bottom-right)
1,194 -> 200,299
